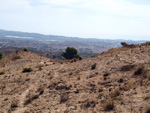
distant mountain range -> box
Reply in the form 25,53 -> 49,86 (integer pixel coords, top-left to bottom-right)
0,29 -> 148,59
0,29 -> 146,43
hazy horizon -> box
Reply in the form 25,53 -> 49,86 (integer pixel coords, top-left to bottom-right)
1,28 -> 150,41
0,0 -> 150,40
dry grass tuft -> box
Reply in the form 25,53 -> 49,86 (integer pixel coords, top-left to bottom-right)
24,95 -> 38,106
60,92 -> 69,103
0,68 -> 5,75
134,65 -> 147,78
110,89 -> 120,99
128,80 -> 136,89
103,99 -> 114,111
91,63 -> 96,70
145,105 -> 150,113
118,78 -> 124,83
121,65 -> 135,72
0,71 -> 4,75
81,100 -> 96,109
143,95 -> 150,100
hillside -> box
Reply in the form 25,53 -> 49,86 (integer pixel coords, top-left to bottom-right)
1,42 -> 150,113
0,47 -> 64,60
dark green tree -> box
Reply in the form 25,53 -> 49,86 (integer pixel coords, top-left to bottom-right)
23,48 -> 28,52
62,47 -> 80,59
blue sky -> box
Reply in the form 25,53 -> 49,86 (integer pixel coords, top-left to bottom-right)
0,0 -> 150,40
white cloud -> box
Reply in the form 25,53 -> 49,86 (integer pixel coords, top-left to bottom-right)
1,0 -> 149,18
0,0 -> 30,10
0,0 -> 150,39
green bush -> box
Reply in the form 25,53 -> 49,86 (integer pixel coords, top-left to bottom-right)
73,54 -> 80,58
120,42 -> 127,47
22,67 -> 32,73
0,53 -> 2,59
62,47 -> 80,59
23,48 -> 28,52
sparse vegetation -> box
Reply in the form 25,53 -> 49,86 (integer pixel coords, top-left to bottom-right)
1,41 -> 150,113
22,67 -> 32,73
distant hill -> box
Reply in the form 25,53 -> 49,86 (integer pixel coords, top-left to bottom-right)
0,29 -> 146,43
0,29 -> 147,59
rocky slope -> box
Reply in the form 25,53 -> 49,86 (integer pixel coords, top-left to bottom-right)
1,42 -> 150,113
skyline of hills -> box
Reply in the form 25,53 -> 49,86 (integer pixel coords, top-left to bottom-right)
0,29 -> 148,59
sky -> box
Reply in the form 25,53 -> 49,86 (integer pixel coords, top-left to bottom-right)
0,0 -> 150,40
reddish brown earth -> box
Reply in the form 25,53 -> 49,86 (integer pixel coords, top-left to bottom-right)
1,42 -> 150,113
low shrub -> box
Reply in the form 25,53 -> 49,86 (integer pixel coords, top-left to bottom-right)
143,95 -> 150,100
134,65 -> 144,75
60,92 -> 68,103
91,63 -> 96,70
0,71 -> 4,75
103,73 -> 110,77
145,105 -> 150,113
134,65 -> 147,78
0,53 -> 2,59
81,100 -> 96,109
11,102 -> 18,108
121,65 -> 135,72
110,89 -> 120,99
118,78 -> 124,83
103,99 -> 114,111
22,67 -> 32,73
23,48 -> 28,52
24,95 -> 38,106
12,56 -> 21,61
